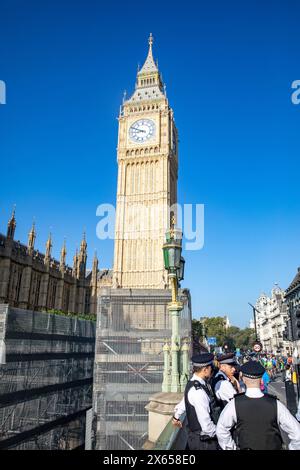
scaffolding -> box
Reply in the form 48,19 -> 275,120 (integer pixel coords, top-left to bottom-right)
0,305 -> 95,450
93,287 -> 192,450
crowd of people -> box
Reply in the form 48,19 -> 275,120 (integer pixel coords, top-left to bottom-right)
172,352 -> 300,450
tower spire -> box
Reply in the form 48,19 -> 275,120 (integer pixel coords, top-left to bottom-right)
45,232 -> 52,265
7,205 -> 16,239
60,238 -> 67,269
27,219 -> 36,255
78,231 -> 87,278
80,230 -> 87,253
139,33 -> 158,75
148,32 -> 154,53
93,250 -> 98,269
73,248 -> 78,278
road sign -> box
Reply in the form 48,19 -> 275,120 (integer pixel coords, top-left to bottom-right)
207,337 -> 217,346
252,341 -> 262,353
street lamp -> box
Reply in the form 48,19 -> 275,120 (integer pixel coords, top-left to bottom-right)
163,225 -> 183,304
248,302 -> 259,342
162,217 -> 187,393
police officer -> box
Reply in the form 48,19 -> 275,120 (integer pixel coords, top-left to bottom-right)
212,353 -> 241,408
216,361 -> 300,450
173,353 -> 220,450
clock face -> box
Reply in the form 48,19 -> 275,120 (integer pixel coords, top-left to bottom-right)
129,119 -> 155,143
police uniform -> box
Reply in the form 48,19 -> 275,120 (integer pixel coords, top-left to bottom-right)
174,353 -> 219,450
216,361 -> 300,450
212,353 -> 239,408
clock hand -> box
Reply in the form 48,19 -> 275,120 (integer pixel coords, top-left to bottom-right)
131,127 -> 146,133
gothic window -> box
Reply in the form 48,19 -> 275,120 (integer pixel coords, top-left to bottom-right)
47,279 -> 57,310
84,288 -> 90,314
62,284 -> 70,313
8,264 -> 22,305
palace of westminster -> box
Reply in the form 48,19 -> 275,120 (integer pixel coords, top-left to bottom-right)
0,209 -> 113,316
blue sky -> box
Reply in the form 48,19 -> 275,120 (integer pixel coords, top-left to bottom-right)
0,1 -> 299,327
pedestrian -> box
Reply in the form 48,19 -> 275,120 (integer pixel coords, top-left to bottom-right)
212,353 -> 241,409
216,361 -> 300,450
261,369 -> 270,393
285,364 -> 292,382
172,353 -> 220,450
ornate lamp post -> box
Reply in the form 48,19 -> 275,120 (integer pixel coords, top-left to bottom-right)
162,218 -> 186,393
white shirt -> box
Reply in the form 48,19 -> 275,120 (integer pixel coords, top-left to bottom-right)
214,371 -> 237,403
216,387 -> 300,450
174,374 -> 216,437
296,398 -> 300,422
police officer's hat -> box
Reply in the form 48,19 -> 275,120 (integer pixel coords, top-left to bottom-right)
241,360 -> 265,379
191,353 -> 214,368
217,352 -> 238,365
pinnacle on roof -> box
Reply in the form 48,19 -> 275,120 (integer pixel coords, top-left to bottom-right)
139,33 -> 158,75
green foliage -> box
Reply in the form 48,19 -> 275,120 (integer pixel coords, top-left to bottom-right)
192,319 -> 204,338
41,308 -> 96,322
201,316 -> 228,345
192,317 -> 255,351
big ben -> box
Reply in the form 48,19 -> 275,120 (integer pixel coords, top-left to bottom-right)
94,35 -> 191,451
112,34 -> 178,289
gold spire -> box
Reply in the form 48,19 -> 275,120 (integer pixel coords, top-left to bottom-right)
45,232 -> 52,260
27,219 -> 36,254
7,205 -> 16,239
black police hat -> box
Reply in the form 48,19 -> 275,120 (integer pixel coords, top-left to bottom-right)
241,360 -> 265,379
191,353 -> 214,367
217,353 -> 238,365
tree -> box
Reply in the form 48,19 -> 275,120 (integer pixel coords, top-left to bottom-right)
201,316 -> 228,346
192,317 -> 255,351
192,319 -> 204,339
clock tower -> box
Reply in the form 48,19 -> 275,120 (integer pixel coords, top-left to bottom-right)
113,34 -> 178,289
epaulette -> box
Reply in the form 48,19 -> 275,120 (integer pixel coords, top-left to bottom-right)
193,380 -> 202,390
